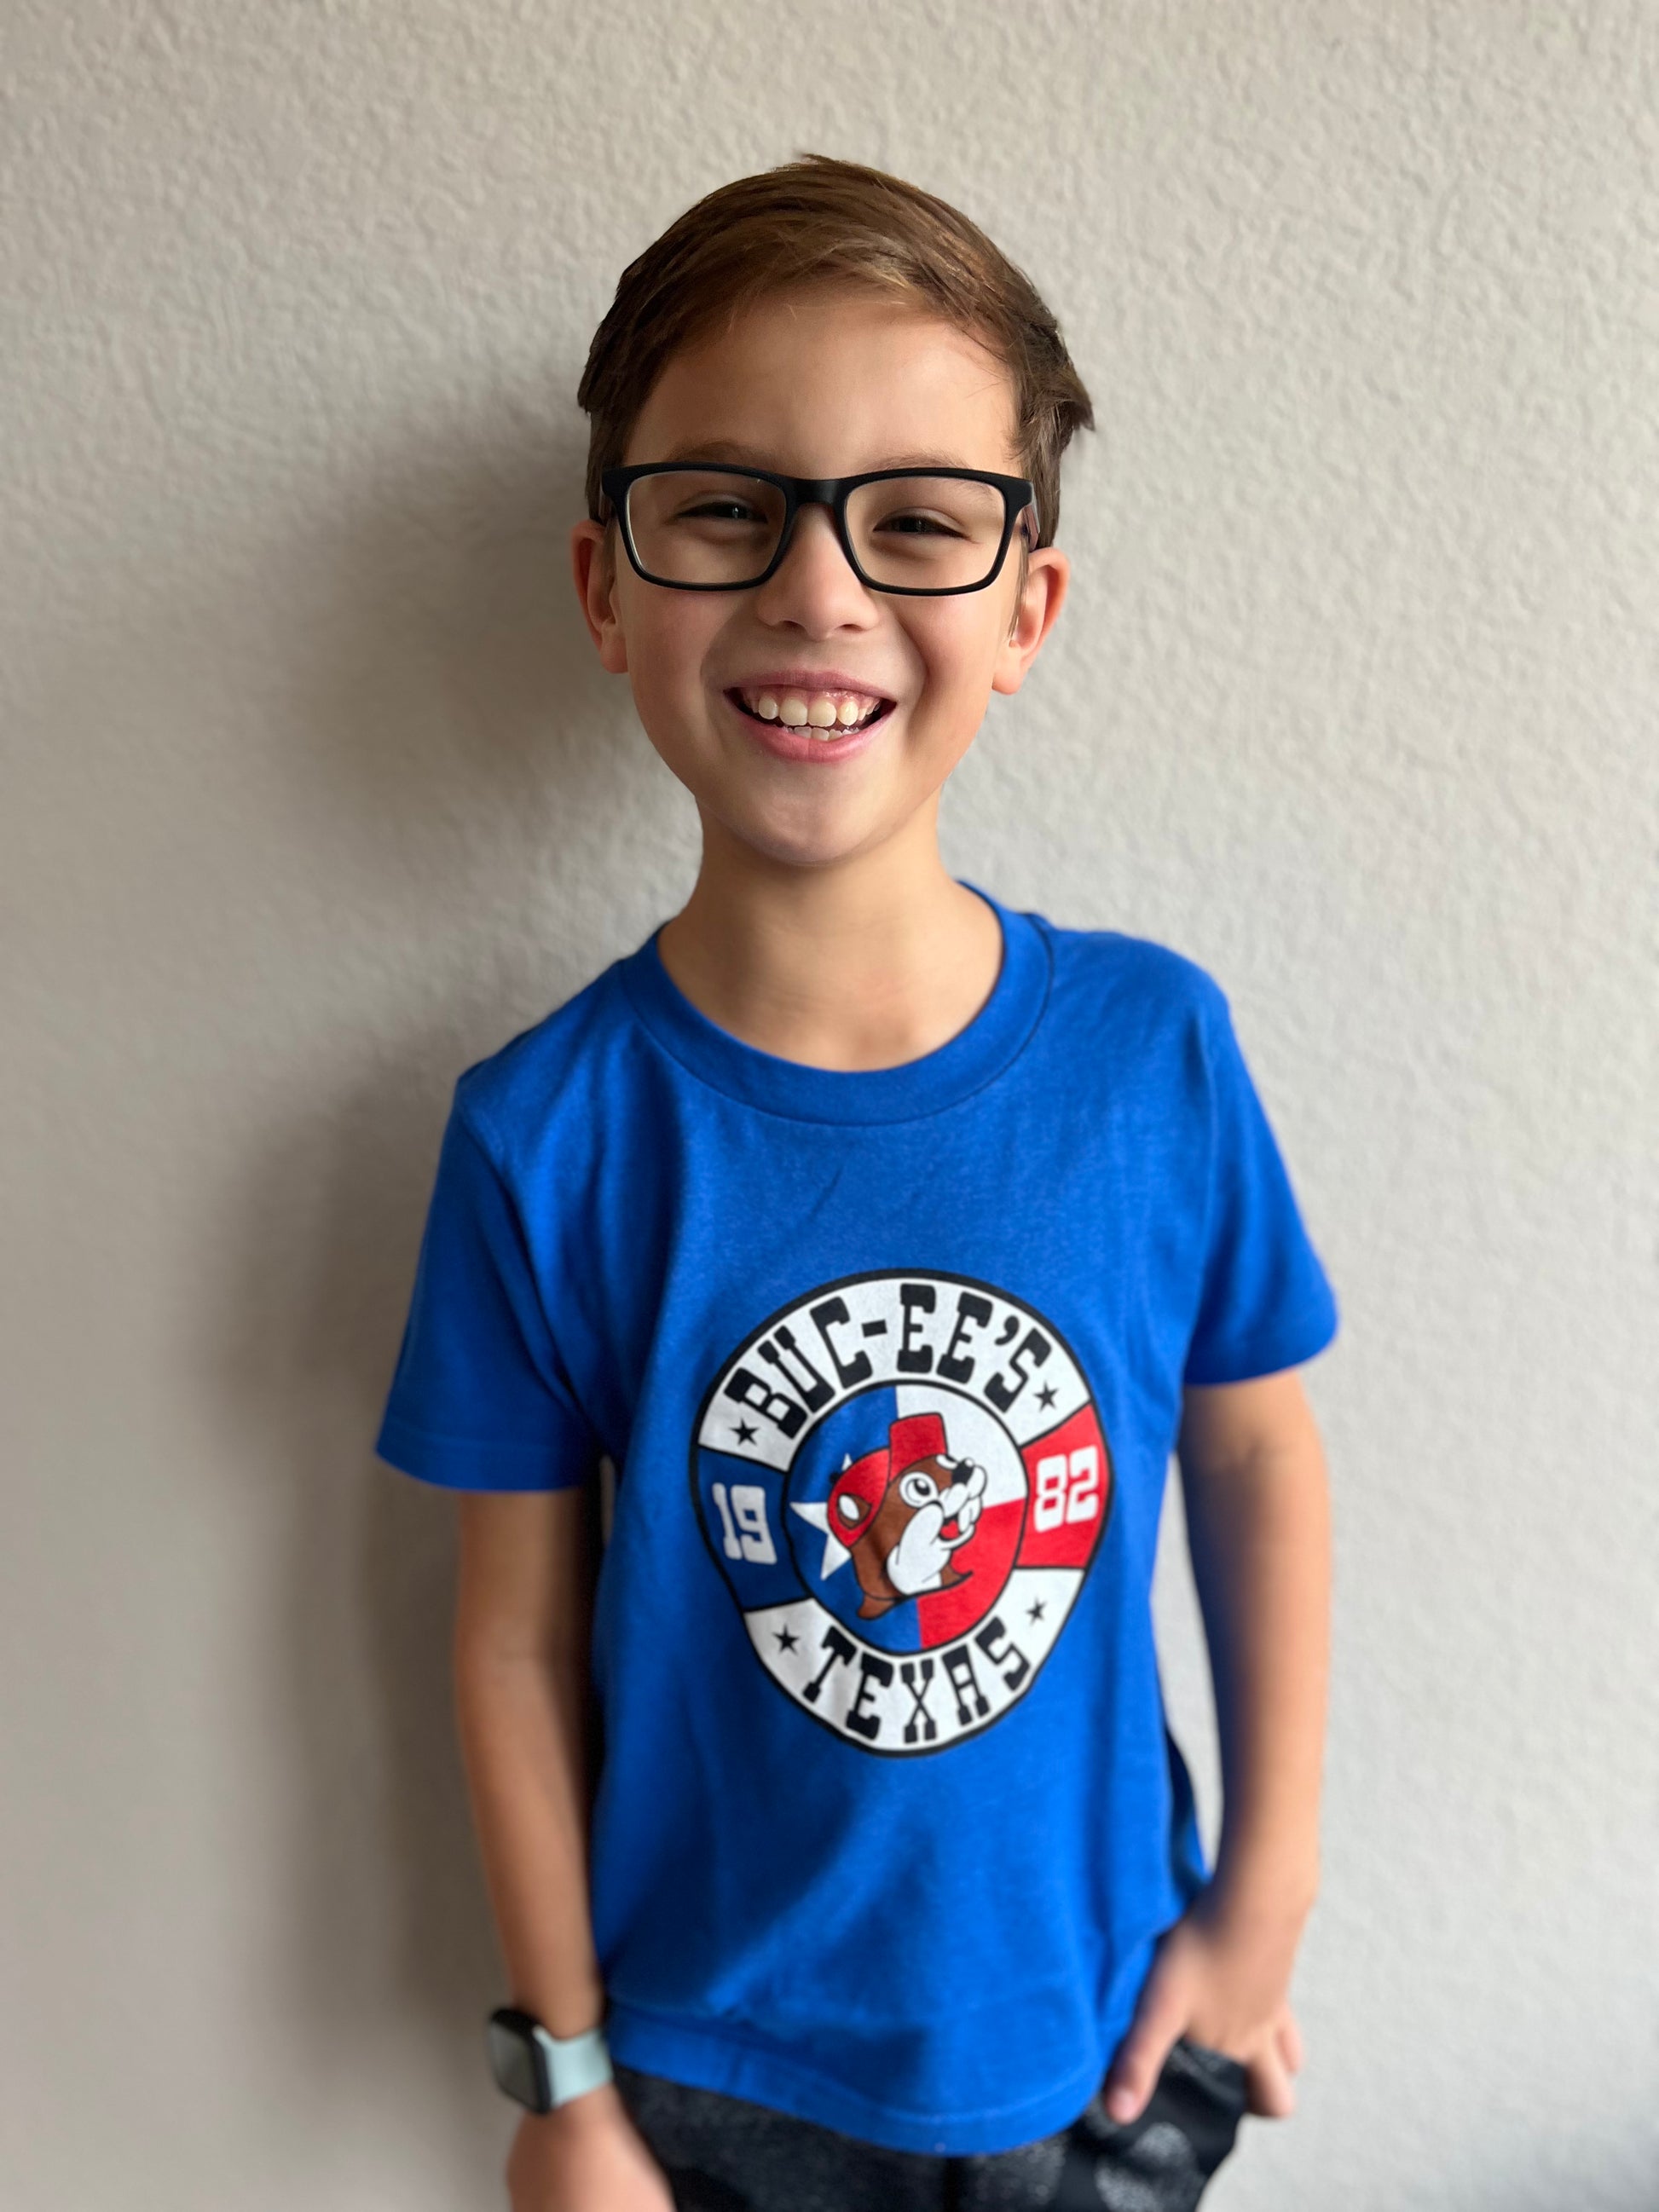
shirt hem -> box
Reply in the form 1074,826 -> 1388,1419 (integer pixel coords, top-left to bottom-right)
1182,1290 -> 1340,1386
373,1414 -> 590,1492
604,1998 -> 1105,2157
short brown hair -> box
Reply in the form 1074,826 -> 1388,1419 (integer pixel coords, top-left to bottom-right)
577,154 -> 1094,547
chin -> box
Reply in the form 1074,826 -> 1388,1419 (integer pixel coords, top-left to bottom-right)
709,794 -> 887,872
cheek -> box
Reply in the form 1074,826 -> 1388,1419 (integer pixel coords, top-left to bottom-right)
902,605 -> 1009,718
618,585 -> 726,711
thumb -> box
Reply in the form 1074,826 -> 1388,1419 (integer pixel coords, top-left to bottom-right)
1102,1961 -> 1187,2123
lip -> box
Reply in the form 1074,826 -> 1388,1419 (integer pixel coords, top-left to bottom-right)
724,668 -> 900,698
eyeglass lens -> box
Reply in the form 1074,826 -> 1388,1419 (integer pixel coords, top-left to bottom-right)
622,471 -> 1016,590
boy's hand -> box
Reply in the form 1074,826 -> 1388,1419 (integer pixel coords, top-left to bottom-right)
1101,1886 -> 1310,2124
504,2083 -> 675,2212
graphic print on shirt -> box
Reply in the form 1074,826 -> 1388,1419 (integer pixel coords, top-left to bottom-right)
691,1269 -> 1111,1755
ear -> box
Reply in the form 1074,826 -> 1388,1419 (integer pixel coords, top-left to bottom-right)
570,519 -> 629,674
991,545 -> 1069,696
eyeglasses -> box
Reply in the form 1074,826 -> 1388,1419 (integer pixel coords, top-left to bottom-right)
599,464 -> 1038,596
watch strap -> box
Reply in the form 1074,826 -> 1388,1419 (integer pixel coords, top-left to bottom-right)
534,2020 -> 613,2108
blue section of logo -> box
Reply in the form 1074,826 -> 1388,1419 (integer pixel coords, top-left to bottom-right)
694,1450 -> 801,1612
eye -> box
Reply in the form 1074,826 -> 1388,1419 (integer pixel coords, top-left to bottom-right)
872,510 -> 967,540
898,1472 -> 938,1508
673,497 -> 769,526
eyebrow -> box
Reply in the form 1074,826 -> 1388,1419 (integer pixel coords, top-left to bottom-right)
653,439 -> 983,472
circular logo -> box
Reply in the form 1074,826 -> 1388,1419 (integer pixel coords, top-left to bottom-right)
691,1268 -> 1112,1756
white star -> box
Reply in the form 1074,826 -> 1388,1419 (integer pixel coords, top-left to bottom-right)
792,1453 -> 855,1580
790,1499 -> 851,1580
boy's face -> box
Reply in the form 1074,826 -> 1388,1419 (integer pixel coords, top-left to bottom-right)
572,285 -> 1068,873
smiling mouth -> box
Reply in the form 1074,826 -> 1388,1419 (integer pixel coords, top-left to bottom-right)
726,685 -> 894,739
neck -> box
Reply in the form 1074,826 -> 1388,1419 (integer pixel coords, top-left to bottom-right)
655,806 -> 1003,1071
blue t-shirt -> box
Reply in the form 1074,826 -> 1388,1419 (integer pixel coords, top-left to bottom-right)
373,881 -> 1338,2157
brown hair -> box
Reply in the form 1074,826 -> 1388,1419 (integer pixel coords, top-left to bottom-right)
577,154 -> 1095,548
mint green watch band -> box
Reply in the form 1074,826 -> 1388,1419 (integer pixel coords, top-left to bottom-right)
534,2021 -> 613,2108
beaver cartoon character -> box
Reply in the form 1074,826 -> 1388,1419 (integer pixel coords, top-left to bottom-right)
827,1412 -> 988,1620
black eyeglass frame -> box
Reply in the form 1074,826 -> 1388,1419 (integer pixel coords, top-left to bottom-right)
598,463 -> 1040,598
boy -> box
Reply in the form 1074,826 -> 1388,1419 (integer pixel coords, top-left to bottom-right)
375,156 -> 1338,2212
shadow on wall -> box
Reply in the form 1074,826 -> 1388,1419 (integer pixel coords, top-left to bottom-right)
203,413 -> 678,2146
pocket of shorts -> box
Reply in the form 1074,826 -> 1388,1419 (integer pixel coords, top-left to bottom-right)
1060,2042 -> 1247,2212
1133,2036 -> 1247,2180
1170,2035 -> 1250,2107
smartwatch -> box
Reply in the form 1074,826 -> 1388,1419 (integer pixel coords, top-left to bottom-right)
485,2006 -> 614,2113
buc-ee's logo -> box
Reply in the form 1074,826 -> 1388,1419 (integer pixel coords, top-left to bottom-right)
691,1269 -> 1112,1756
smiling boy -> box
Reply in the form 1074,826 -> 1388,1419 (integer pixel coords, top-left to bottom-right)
374,158 -> 1338,2212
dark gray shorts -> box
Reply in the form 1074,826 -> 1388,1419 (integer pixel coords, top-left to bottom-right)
614,2038 -> 1249,2212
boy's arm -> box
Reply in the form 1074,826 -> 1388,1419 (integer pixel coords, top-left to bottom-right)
1103,1367 -> 1331,2122
454,1489 -> 672,2211
454,1489 -> 607,2034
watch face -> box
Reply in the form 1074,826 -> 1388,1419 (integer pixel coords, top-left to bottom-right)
487,2009 -> 548,2111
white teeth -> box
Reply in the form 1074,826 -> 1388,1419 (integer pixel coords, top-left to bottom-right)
739,686 -> 885,734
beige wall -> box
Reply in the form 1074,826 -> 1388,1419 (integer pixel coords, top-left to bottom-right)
4,4 -> 1655,2206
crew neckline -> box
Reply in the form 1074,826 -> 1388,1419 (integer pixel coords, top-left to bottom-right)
616,880 -> 1050,1125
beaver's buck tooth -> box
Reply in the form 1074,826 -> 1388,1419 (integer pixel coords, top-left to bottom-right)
778,693 -> 810,726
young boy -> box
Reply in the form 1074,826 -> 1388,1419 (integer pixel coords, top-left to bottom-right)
374,156 -> 1338,2212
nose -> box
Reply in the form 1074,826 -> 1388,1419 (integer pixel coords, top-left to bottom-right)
751,500 -> 876,635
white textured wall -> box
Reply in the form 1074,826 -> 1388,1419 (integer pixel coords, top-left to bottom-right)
4,5 -> 1655,2207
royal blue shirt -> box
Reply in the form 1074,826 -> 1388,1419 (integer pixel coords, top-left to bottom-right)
373,881 -> 1339,2156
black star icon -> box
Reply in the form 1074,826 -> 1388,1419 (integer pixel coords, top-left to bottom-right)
1026,1600 -> 1047,1623
774,1625 -> 799,1653
1036,1383 -> 1057,1409
733,1420 -> 757,1445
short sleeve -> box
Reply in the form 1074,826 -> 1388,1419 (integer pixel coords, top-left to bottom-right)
1182,986 -> 1340,1386
373,1098 -> 601,1490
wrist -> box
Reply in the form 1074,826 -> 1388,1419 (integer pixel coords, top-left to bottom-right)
509,1966 -> 606,2041
528,2078 -> 624,2130
1205,1850 -> 1320,1931
511,1994 -> 605,2040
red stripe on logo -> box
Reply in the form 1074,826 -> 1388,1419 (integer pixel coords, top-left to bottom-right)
1017,1406 -> 1112,1569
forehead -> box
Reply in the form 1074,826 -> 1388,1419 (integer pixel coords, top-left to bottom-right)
623,284 -> 1022,477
